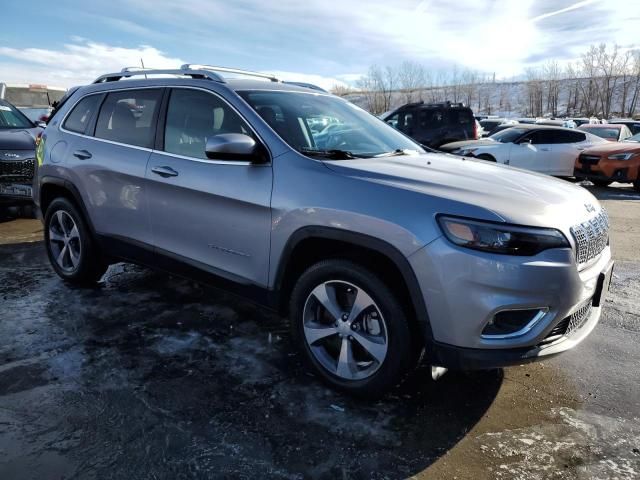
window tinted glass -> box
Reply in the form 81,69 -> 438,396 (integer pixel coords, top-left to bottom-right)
448,109 -> 473,125
63,95 -> 101,134
531,130 -> 557,144
490,127 -> 527,143
553,130 -> 585,143
164,89 -> 251,159
95,89 -> 162,148
419,109 -> 444,129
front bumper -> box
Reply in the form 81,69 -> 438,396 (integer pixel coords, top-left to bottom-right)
574,157 -> 640,183
0,183 -> 34,206
409,236 -> 613,369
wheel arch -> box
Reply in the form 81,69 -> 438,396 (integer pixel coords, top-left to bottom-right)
39,176 -> 96,235
274,226 -> 433,340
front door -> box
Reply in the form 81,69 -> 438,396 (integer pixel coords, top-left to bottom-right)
145,88 -> 273,286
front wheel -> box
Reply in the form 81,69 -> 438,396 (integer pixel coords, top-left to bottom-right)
634,180 -> 640,193
44,197 -> 108,285
289,259 -> 414,397
476,154 -> 496,162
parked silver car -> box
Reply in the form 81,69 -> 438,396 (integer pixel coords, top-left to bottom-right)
35,65 -> 614,396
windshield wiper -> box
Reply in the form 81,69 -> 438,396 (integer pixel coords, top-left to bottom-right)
300,148 -> 357,160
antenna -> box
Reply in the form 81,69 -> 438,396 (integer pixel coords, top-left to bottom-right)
140,58 -> 147,79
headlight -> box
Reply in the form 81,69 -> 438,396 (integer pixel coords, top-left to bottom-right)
437,215 -> 569,256
607,152 -> 637,160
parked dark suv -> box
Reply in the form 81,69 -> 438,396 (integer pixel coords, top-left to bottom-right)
383,101 -> 477,148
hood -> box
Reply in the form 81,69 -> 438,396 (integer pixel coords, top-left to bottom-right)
0,128 -> 40,151
324,153 -> 600,231
582,141 -> 640,155
439,138 -> 497,152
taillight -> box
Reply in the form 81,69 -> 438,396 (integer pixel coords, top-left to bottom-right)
473,121 -> 478,139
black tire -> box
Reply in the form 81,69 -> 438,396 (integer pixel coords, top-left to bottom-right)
476,154 -> 496,162
591,179 -> 612,187
634,180 -> 640,193
44,197 -> 108,285
289,259 -> 414,397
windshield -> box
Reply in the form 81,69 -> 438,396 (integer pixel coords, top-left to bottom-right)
490,127 -> 527,143
237,90 -> 424,158
625,133 -> 640,142
0,101 -> 34,129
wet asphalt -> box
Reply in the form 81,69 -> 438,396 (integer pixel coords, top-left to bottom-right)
0,186 -> 639,479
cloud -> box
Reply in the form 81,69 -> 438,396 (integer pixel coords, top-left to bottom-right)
0,40 -> 351,91
0,41 -> 184,86
1,0 -> 638,86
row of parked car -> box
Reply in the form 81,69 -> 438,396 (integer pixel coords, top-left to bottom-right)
382,101 -> 640,191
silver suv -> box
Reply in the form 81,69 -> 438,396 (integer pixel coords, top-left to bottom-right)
35,65 -> 614,396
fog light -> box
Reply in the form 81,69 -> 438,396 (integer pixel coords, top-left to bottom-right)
481,308 -> 548,339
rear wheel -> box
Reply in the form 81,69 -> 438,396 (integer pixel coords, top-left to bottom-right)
634,180 -> 640,193
290,259 -> 414,397
44,197 -> 108,285
591,179 -> 612,187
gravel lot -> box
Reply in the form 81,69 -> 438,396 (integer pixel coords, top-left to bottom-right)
0,183 -> 638,479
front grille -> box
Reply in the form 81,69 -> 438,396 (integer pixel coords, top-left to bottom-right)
539,299 -> 593,345
570,209 -> 609,266
0,158 -> 35,182
579,154 -> 601,165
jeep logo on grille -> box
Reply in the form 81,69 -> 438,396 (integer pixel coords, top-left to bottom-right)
584,203 -> 596,213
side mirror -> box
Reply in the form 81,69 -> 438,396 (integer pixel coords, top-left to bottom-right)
205,133 -> 264,162
518,138 -> 532,145
35,121 -> 47,128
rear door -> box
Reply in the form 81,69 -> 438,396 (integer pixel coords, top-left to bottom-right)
548,130 -> 589,176
145,87 -> 273,286
64,87 -> 162,245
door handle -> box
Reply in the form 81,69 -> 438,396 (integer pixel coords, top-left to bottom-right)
73,149 -> 92,160
151,166 -> 179,178
540,148 -> 550,151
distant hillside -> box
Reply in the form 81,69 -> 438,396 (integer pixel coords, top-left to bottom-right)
343,76 -> 640,119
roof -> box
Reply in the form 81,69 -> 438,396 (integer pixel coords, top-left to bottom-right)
494,124 -> 579,132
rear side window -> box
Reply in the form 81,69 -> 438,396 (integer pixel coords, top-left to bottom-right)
448,109 -> 473,126
164,88 -> 252,159
63,94 -> 101,134
95,89 -> 162,148
554,130 -> 586,143
419,109 -> 444,129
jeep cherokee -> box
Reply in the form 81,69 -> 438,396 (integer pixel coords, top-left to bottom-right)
35,65 -> 614,396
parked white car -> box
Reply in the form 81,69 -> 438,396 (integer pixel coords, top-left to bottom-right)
440,125 -> 607,176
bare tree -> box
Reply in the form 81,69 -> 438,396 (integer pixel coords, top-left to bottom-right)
397,61 -> 426,103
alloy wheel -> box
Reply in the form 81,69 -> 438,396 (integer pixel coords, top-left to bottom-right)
48,210 -> 82,272
302,280 -> 388,381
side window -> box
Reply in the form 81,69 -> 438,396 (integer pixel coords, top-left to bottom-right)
63,95 -> 101,134
95,89 -> 162,148
385,113 -> 399,128
398,112 -> 414,133
555,130 -> 586,143
419,109 -> 444,129
164,89 -> 252,159
531,130 -> 557,144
